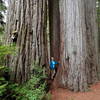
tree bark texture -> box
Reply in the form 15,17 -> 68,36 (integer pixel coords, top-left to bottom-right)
6,0 -> 49,84
49,0 -> 60,61
53,0 -> 99,92
97,0 -> 100,79
6,0 -> 99,92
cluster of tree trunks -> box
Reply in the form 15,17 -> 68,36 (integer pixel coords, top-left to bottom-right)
6,0 -> 99,91
6,0 -> 49,84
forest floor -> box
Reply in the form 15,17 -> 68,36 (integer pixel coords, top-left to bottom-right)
51,82 -> 100,100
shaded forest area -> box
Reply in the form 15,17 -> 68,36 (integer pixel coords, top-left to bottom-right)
0,0 -> 100,100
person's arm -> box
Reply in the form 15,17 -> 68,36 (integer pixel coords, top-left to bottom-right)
55,61 -> 62,67
55,61 -> 59,64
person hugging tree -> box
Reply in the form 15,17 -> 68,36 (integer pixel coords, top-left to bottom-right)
49,57 -> 59,80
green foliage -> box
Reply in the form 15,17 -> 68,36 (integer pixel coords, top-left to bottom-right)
0,44 -> 16,68
0,44 -> 16,99
0,0 -> 7,35
0,82 -> 8,96
0,0 -> 6,12
0,44 -> 16,65
0,45 -> 16,57
6,65 -> 50,100
0,66 -> 8,97
0,34 -> 4,45
0,3 -> 7,12
0,44 -> 50,100
0,26 -> 4,34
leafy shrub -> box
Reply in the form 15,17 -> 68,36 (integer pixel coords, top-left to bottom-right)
0,44 -> 16,65
6,65 -> 50,100
0,66 -> 8,97
0,44 -> 16,99
0,44 -> 51,100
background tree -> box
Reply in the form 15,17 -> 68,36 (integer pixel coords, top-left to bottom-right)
0,0 -> 6,44
0,0 -> 6,26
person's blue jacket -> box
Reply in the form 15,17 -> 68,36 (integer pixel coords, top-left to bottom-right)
50,60 -> 58,70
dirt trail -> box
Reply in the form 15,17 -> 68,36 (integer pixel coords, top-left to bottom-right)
51,82 -> 100,100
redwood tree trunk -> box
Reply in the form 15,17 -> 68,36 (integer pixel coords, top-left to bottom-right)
54,0 -> 99,92
6,0 -> 49,84
49,0 -> 60,61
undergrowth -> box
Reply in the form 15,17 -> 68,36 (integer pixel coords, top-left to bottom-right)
0,44 -> 51,100
6,66 -> 49,100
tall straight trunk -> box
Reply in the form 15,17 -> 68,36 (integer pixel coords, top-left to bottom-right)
12,0 -> 34,83
6,0 -> 49,84
34,0 -> 49,66
53,0 -> 99,92
49,0 -> 60,61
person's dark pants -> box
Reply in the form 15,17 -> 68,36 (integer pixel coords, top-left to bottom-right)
50,69 -> 55,79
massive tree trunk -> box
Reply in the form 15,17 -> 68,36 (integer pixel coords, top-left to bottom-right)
98,0 -> 100,50
6,0 -> 99,92
53,0 -> 99,92
97,0 -> 100,78
5,0 -> 49,84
